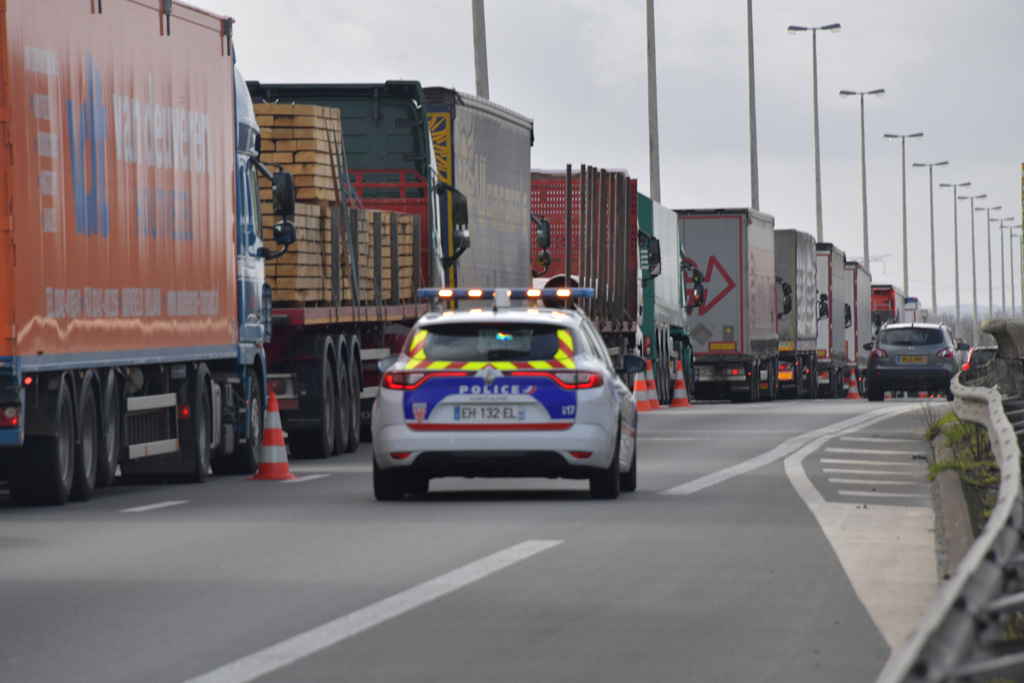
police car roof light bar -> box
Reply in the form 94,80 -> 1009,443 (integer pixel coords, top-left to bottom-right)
417,288 -> 595,301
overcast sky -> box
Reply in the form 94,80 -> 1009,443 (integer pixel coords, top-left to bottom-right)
199,0 -> 1024,316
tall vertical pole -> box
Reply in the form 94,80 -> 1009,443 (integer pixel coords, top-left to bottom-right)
646,0 -> 660,202
927,166 -> 937,313
1000,224 -> 1007,316
987,208 -> 993,318
1010,232 -> 1017,317
900,137 -> 909,296
858,94 -> 869,269
970,197 -> 978,343
811,29 -> 823,241
747,0 -> 759,210
471,0 -> 489,99
952,191 -> 962,339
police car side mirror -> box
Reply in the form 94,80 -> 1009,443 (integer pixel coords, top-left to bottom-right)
622,354 -> 647,374
862,342 -> 873,351
957,340 -> 970,351
377,355 -> 399,373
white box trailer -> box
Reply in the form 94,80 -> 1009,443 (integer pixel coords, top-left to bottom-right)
816,243 -> 848,397
678,208 -> 778,402
844,259 -> 872,392
775,229 -> 818,398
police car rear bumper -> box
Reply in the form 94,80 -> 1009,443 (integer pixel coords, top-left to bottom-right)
372,421 -> 617,476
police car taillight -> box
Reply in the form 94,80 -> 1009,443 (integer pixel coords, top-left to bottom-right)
509,370 -> 603,389
382,370 -> 470,391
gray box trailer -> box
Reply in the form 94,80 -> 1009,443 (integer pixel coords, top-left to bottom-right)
844,259 -> 872,392
774,229 -> 818,398
425,88 -> 534,288
678,208 -> 779,402
816,243 -> 848,397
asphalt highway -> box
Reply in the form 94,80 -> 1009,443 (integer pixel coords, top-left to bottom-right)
0,398 -> 945,683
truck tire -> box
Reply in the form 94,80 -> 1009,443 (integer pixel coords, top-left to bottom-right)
290,354 -> 336,459
183,377 -> 212,483
9,380 -> 75,506
237,369 -> 264,474
96,370 -> 122,488
332,358 -> 351,456
344,357 -> 361,452
70,381 -> 100,502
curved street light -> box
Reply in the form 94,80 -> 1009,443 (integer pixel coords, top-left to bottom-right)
884,133 -> 924,296
958,192 -> 987,344
912,160 -> 949,314
789,23 -> 841,241
939,181 -> 971,340
998,219 -> 1021,316
841,88 -> 885,273
975,203 -> 1002,319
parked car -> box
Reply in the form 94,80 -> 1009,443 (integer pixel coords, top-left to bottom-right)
371,288 -> 645,500
864,323 -> 966,401
961,345 -> 998,372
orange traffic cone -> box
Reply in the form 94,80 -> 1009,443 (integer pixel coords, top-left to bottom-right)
670,360 -> 693,407
845,367 -> 862,399
632,367 -> 653,412
248,391 -> 298,480
645,359 -> 662,410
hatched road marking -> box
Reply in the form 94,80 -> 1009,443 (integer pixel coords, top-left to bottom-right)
181,540 -> 563,683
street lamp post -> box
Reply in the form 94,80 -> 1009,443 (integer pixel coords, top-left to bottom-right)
841,88 -> 885,273
1012,228 -> 1023,317
912,160 -> 949,315
996,218 -> 1019,316
789,22 -> 841,242
939,181 -> 971,340
975,203 -> 1002,318
884,132 -> 924,297
958,192 -> 987,344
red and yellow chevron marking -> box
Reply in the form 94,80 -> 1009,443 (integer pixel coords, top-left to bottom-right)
555,329 -> 574,361
408,329 -> 428,360
402,359 -> 576,371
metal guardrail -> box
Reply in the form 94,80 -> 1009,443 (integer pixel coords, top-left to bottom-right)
877,319 -> 1024,682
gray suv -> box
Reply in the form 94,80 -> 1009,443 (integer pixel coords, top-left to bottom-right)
864,323 -> 965,401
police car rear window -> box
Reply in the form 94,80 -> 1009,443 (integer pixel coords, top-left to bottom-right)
409,323 -> 563,361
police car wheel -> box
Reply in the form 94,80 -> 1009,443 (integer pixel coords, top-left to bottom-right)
590,431 -> 621,500
373,458 -> 405,501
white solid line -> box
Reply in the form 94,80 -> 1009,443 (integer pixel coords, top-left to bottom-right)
660,406 -> 917,496
825,447 -> 923,456
837,490 -> 929,499
121,500 -> 189,513
181,539 -> 563,683
840,436 -> 921,444
281,474 -> 331,483
827,478 -> 924,486
820,458 -> 920,467
642,438 -> 705,442
822,468 -> 920,477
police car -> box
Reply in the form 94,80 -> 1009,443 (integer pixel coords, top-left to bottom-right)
371,288 -> 645,500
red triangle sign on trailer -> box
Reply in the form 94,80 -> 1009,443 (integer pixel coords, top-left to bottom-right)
686,256 -> 736,315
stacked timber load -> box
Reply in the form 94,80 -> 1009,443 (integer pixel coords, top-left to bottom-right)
254,102 -> 415,306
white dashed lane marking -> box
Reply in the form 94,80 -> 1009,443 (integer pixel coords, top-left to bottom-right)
121,500 -> 189,513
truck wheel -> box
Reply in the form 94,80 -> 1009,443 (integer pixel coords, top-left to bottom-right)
344,360 -> 361,452
291,359 -> 336,459
332,359 -> 351,456
184,381 -> 212,483
237,369 -> 264,474
96,371 -> 121,488
10,381 -> 75,506
71,382 -> 99,502
373,458 -> 405,501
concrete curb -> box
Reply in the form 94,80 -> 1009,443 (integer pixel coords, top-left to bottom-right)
930,433 -> 975,579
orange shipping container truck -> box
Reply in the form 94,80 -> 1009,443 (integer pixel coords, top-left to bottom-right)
0,0 -> 297,505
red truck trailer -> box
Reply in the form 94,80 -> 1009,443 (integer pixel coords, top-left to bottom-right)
0,0 -> 295,505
